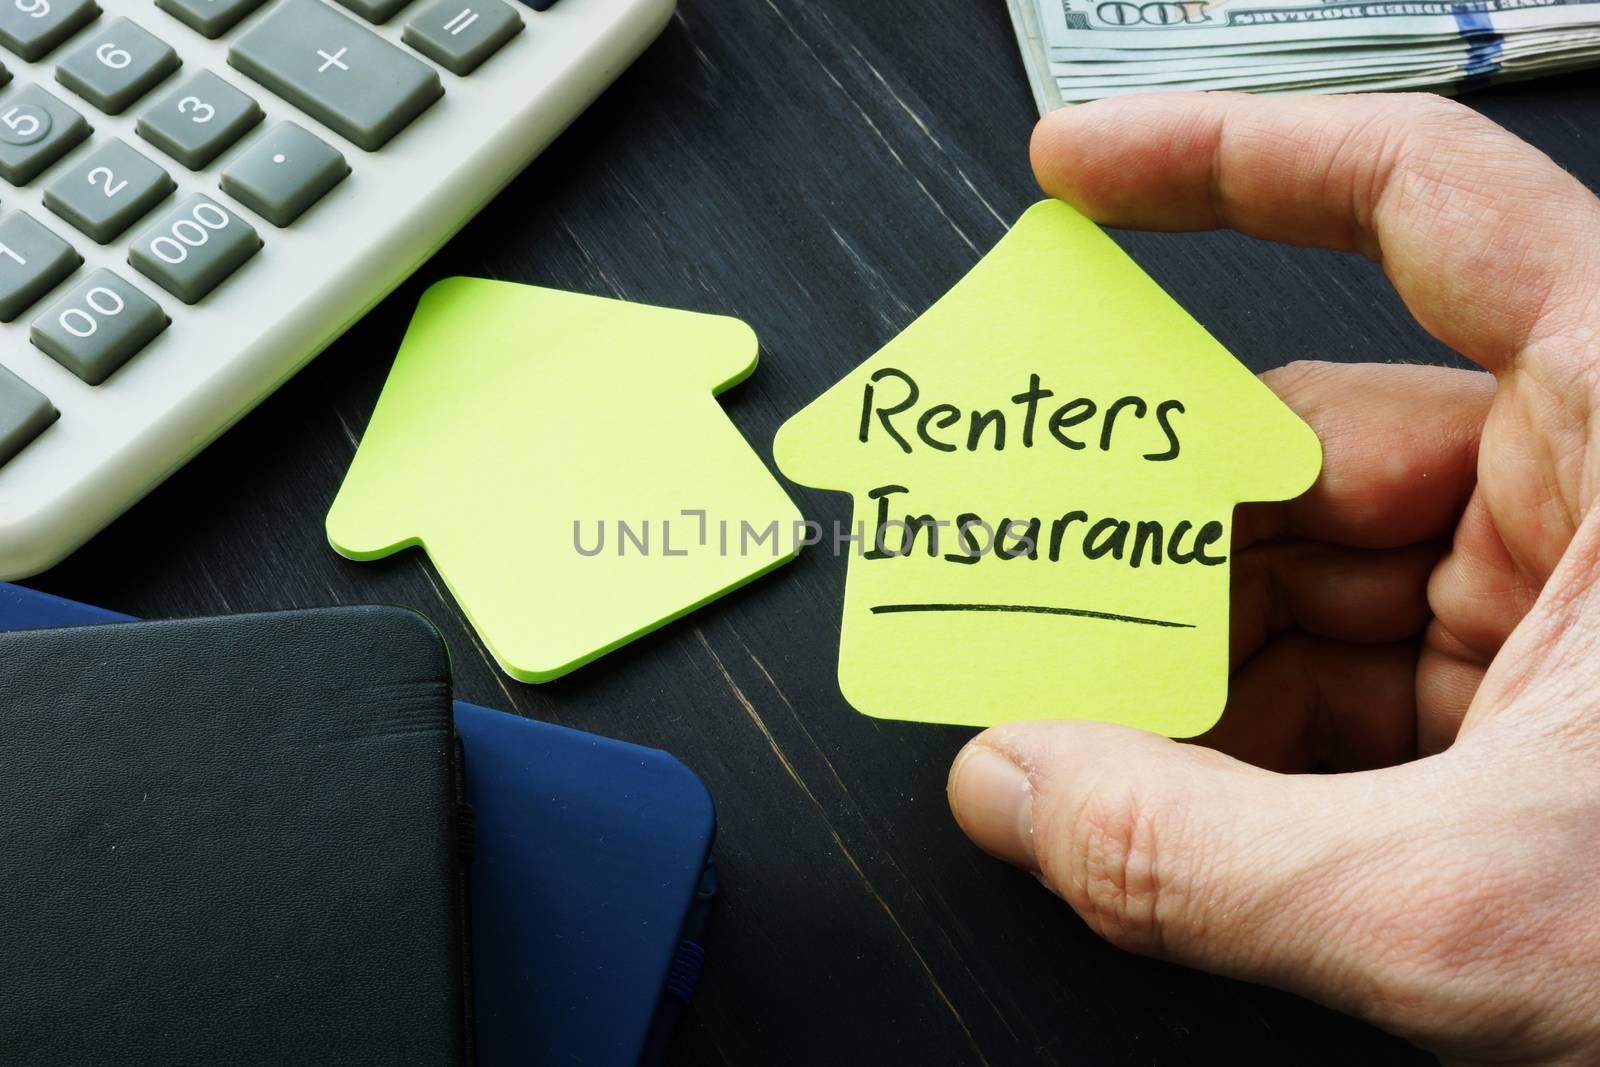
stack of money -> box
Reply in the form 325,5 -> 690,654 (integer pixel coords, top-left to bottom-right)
1006,0 -> 1600,112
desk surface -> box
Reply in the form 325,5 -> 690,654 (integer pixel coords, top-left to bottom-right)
27,3 -> 1598,1064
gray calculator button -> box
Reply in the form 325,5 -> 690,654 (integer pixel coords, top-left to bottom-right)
220,120 -> 345,226
229,0 -> 441,151
155,0 -> 267,38
0,0 -> 97,62
333,0 -> 408,24
128,192 -> 260,303
0,85 -> 90,184
44,138 -> 173,242
0,211 -> 80,319
137,71 -> 261,169
0,363 -> 56,465
402,0 -> 519,76
31,268 -> 167,384
57,18 -> 180,114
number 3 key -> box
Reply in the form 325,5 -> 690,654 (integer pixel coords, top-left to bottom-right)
138,71 -> 263,169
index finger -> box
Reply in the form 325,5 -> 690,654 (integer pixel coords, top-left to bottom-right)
1235,360 -> 1491,549
1031,92 -> 1600,374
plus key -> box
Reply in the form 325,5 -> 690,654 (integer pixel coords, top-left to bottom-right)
229,0 -> 442,151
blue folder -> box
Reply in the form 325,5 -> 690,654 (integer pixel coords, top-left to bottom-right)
0,582 -> 716,1067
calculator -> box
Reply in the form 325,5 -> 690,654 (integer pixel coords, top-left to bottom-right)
0,0 -> 673,579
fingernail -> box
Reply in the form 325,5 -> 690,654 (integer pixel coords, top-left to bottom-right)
948,744 -> 1036,870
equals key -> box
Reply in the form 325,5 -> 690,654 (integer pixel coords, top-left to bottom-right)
404,0 -> 523,77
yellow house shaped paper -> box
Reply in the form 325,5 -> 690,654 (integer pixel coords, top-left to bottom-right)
773,201 -> 1321,734
327,277 -> 802,683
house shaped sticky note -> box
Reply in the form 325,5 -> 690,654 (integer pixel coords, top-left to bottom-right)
328,278 -> 802,683
773,201 -> 1321,735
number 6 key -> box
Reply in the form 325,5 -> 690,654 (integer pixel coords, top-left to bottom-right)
56,17 -> 180,114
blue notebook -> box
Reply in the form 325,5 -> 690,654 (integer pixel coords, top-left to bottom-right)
0,583 -> 716,1067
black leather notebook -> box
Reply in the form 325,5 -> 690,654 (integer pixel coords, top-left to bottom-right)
0,606 -> 473,1067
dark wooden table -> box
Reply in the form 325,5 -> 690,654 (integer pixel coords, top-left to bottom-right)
27,3 -> 1599,1063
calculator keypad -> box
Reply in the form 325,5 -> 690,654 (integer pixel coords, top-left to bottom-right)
31,267 -> 167,384
0,210 -> 79,318
0,362 -> 56,464
137,70 -> 261,168
402,0 -> 519,76
56,16 -> 178,114
128,192 -> 259,303
229,0 -> 441,151
45,137 -> 173,241
0,0 -> 535,470
0,85 -> 90,183
220,120 -> 346,226
0,0 -> 97,62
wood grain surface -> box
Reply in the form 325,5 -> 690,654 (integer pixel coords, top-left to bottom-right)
27,2 -> 1600,1063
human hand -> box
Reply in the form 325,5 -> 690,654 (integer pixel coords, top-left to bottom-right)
947,92 -> 1600,1066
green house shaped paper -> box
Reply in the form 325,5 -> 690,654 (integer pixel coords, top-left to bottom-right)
328,278 -> 801,683
774,201 -> 1321,734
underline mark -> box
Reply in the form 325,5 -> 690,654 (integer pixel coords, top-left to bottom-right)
870,603 -> 1194,629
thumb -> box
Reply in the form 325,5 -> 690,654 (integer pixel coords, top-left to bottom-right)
947,721 -> 1416,999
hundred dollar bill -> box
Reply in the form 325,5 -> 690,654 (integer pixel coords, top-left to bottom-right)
1040,0 -> 1600,49
1007,0 -> 1600,111
1007,0 -> 1061,112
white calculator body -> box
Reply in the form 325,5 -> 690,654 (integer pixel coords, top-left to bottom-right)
0,0 -> 674,579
